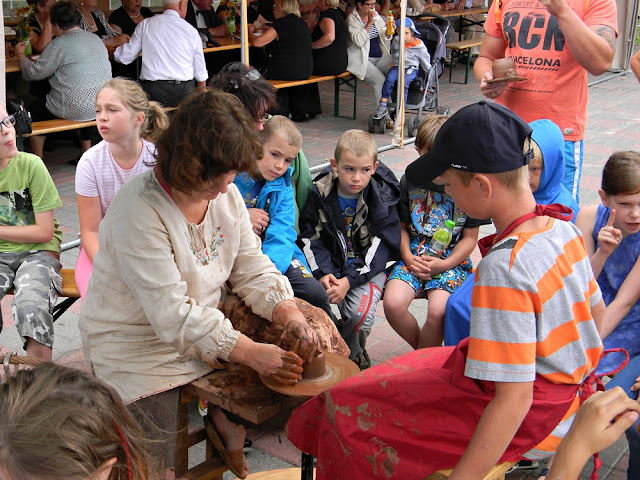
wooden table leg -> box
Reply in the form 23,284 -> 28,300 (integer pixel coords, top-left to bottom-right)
301,452 -> 314,480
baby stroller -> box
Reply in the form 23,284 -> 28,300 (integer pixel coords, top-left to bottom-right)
368,13 -> 451,136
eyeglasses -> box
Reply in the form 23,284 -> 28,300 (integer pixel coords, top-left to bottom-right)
0,115 -> 16,130
364,2 -> 376,7
226,65 -> 262,89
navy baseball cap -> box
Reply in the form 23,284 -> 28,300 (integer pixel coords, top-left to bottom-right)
406,101 -> 533,184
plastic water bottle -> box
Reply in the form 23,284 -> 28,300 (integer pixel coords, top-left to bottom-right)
386,11 -> 395,37
427,219 -> 455,258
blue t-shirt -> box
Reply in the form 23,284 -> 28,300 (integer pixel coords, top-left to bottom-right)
338,192 -> 358,266
241,180 -> 265,209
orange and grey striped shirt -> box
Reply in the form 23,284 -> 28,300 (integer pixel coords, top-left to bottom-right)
466,218 -> 603,457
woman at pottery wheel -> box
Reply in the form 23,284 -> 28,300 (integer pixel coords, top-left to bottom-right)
79,88 -> 348,480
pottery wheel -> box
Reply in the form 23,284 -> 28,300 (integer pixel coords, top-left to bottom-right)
259,352 -> 360,397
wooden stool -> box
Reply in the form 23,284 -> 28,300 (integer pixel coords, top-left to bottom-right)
175,369 -> 306,480
426,461 -> 515,480
235,467 -> 315,479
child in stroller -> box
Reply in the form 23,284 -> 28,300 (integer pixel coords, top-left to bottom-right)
373,18 -> 431,121
369,15 -> 449,136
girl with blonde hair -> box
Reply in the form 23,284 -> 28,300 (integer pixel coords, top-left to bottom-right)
75,77 -> 168,297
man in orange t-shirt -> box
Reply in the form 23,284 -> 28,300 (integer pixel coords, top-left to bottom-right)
473,0 -> 617,203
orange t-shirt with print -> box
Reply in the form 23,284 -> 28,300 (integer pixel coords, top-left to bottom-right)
485,0 -> 618,141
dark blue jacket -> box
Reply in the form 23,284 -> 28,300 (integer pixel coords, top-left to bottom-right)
298,161 -> 401,288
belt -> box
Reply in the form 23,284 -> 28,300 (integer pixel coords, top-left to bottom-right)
141,79 -> 194,85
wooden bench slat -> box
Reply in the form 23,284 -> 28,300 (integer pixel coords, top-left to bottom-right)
269,71 -> 351,90
447,38 -> 484,50
26,119 -> 97,137
7,268 -> 79,298
426,462 -> 515,480
176,456 -> 227,480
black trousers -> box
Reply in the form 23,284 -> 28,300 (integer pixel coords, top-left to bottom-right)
140,79 -> 196,108
285,260 -> 334,321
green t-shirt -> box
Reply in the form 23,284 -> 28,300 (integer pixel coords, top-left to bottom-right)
0,152 -> 62,253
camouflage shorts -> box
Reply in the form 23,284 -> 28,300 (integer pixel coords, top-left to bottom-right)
0,251 -> 62,349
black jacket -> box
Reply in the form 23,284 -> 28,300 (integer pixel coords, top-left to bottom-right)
298,161 -> 401,289
184,1 -> 224,30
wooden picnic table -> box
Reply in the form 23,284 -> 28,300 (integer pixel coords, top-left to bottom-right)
415,6 -> 489,40
5,35 -> 244,74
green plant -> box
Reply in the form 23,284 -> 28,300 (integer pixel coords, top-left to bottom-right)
14,4 -> 36,42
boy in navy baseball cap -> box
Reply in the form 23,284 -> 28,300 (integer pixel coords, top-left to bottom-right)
373,17 -> 431,120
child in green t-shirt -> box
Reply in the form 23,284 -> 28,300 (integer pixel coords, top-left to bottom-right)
0,104 -> 62,361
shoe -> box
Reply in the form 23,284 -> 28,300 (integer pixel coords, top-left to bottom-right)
506,460 -> 540,474
354,349 -> 371,370
243,438 -> 253,453
203,415 -> 248,479
373,106 -> 388,120
198,398 -> 208,417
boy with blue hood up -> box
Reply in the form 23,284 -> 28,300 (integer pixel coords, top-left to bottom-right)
444,119 -> 581,347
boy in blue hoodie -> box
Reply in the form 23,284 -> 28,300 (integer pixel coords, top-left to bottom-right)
373,18 -> 431,120
444,118 -> 580,347
233,116 -> 333,319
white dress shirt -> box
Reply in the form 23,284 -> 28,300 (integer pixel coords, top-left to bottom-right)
114,9 -> 208,82
191,1 -> 208,29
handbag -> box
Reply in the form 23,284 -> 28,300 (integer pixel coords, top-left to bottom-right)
6,98 -> 32,136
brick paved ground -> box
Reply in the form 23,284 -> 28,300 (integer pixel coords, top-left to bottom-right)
1,59 -> 639,479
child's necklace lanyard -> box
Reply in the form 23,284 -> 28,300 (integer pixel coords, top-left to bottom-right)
477,203 -> 573,258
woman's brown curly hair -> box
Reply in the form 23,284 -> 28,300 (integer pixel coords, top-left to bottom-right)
152,88 -> 262,193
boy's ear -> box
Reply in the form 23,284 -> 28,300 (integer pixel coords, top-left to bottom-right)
330,158 -> 338,172
598,189 -> 609,207
372,160 -> 379,173
473,173 -> 492,201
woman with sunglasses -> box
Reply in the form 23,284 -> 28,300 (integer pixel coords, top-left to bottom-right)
346,0 -> 393,102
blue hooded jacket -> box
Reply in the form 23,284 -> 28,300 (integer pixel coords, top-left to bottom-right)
234,166 -> 309,274
443,120 -> 582,346
530,119 -> 580,222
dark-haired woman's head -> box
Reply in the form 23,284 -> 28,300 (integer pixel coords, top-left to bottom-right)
154,88 -> 262,194
210,62 -> 277,131
50,2 -> 82,30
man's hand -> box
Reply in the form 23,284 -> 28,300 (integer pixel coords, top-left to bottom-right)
538,0 -> 570,17
209,24 -> 229,37
327,277 -> 350,304
456,0 -> 465,11
479,71 -> 508,100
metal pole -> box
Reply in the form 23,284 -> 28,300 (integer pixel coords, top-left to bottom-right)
240,0 -> 249,65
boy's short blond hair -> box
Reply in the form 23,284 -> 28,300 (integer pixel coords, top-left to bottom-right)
334,129 -> 377,165
529,138 -> 543,169
415,115 -> 448,154
451,165 -> 530,192
259,115 -> 302,149
324,0 -> 339,7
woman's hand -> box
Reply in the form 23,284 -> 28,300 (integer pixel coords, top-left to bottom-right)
269,350 -> 304,385
597,209 -> 622,257
243,341 -> 288,376
248,208 -> 270,236
14,41 -> 27,57
282,319 -> 319,362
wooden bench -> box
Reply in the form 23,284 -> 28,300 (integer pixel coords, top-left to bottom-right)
230,461 -> 516,479
7,268 -> 80,321
268,72 -> 358,120
175,369 -> 307,480
447,38 -> 484,85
